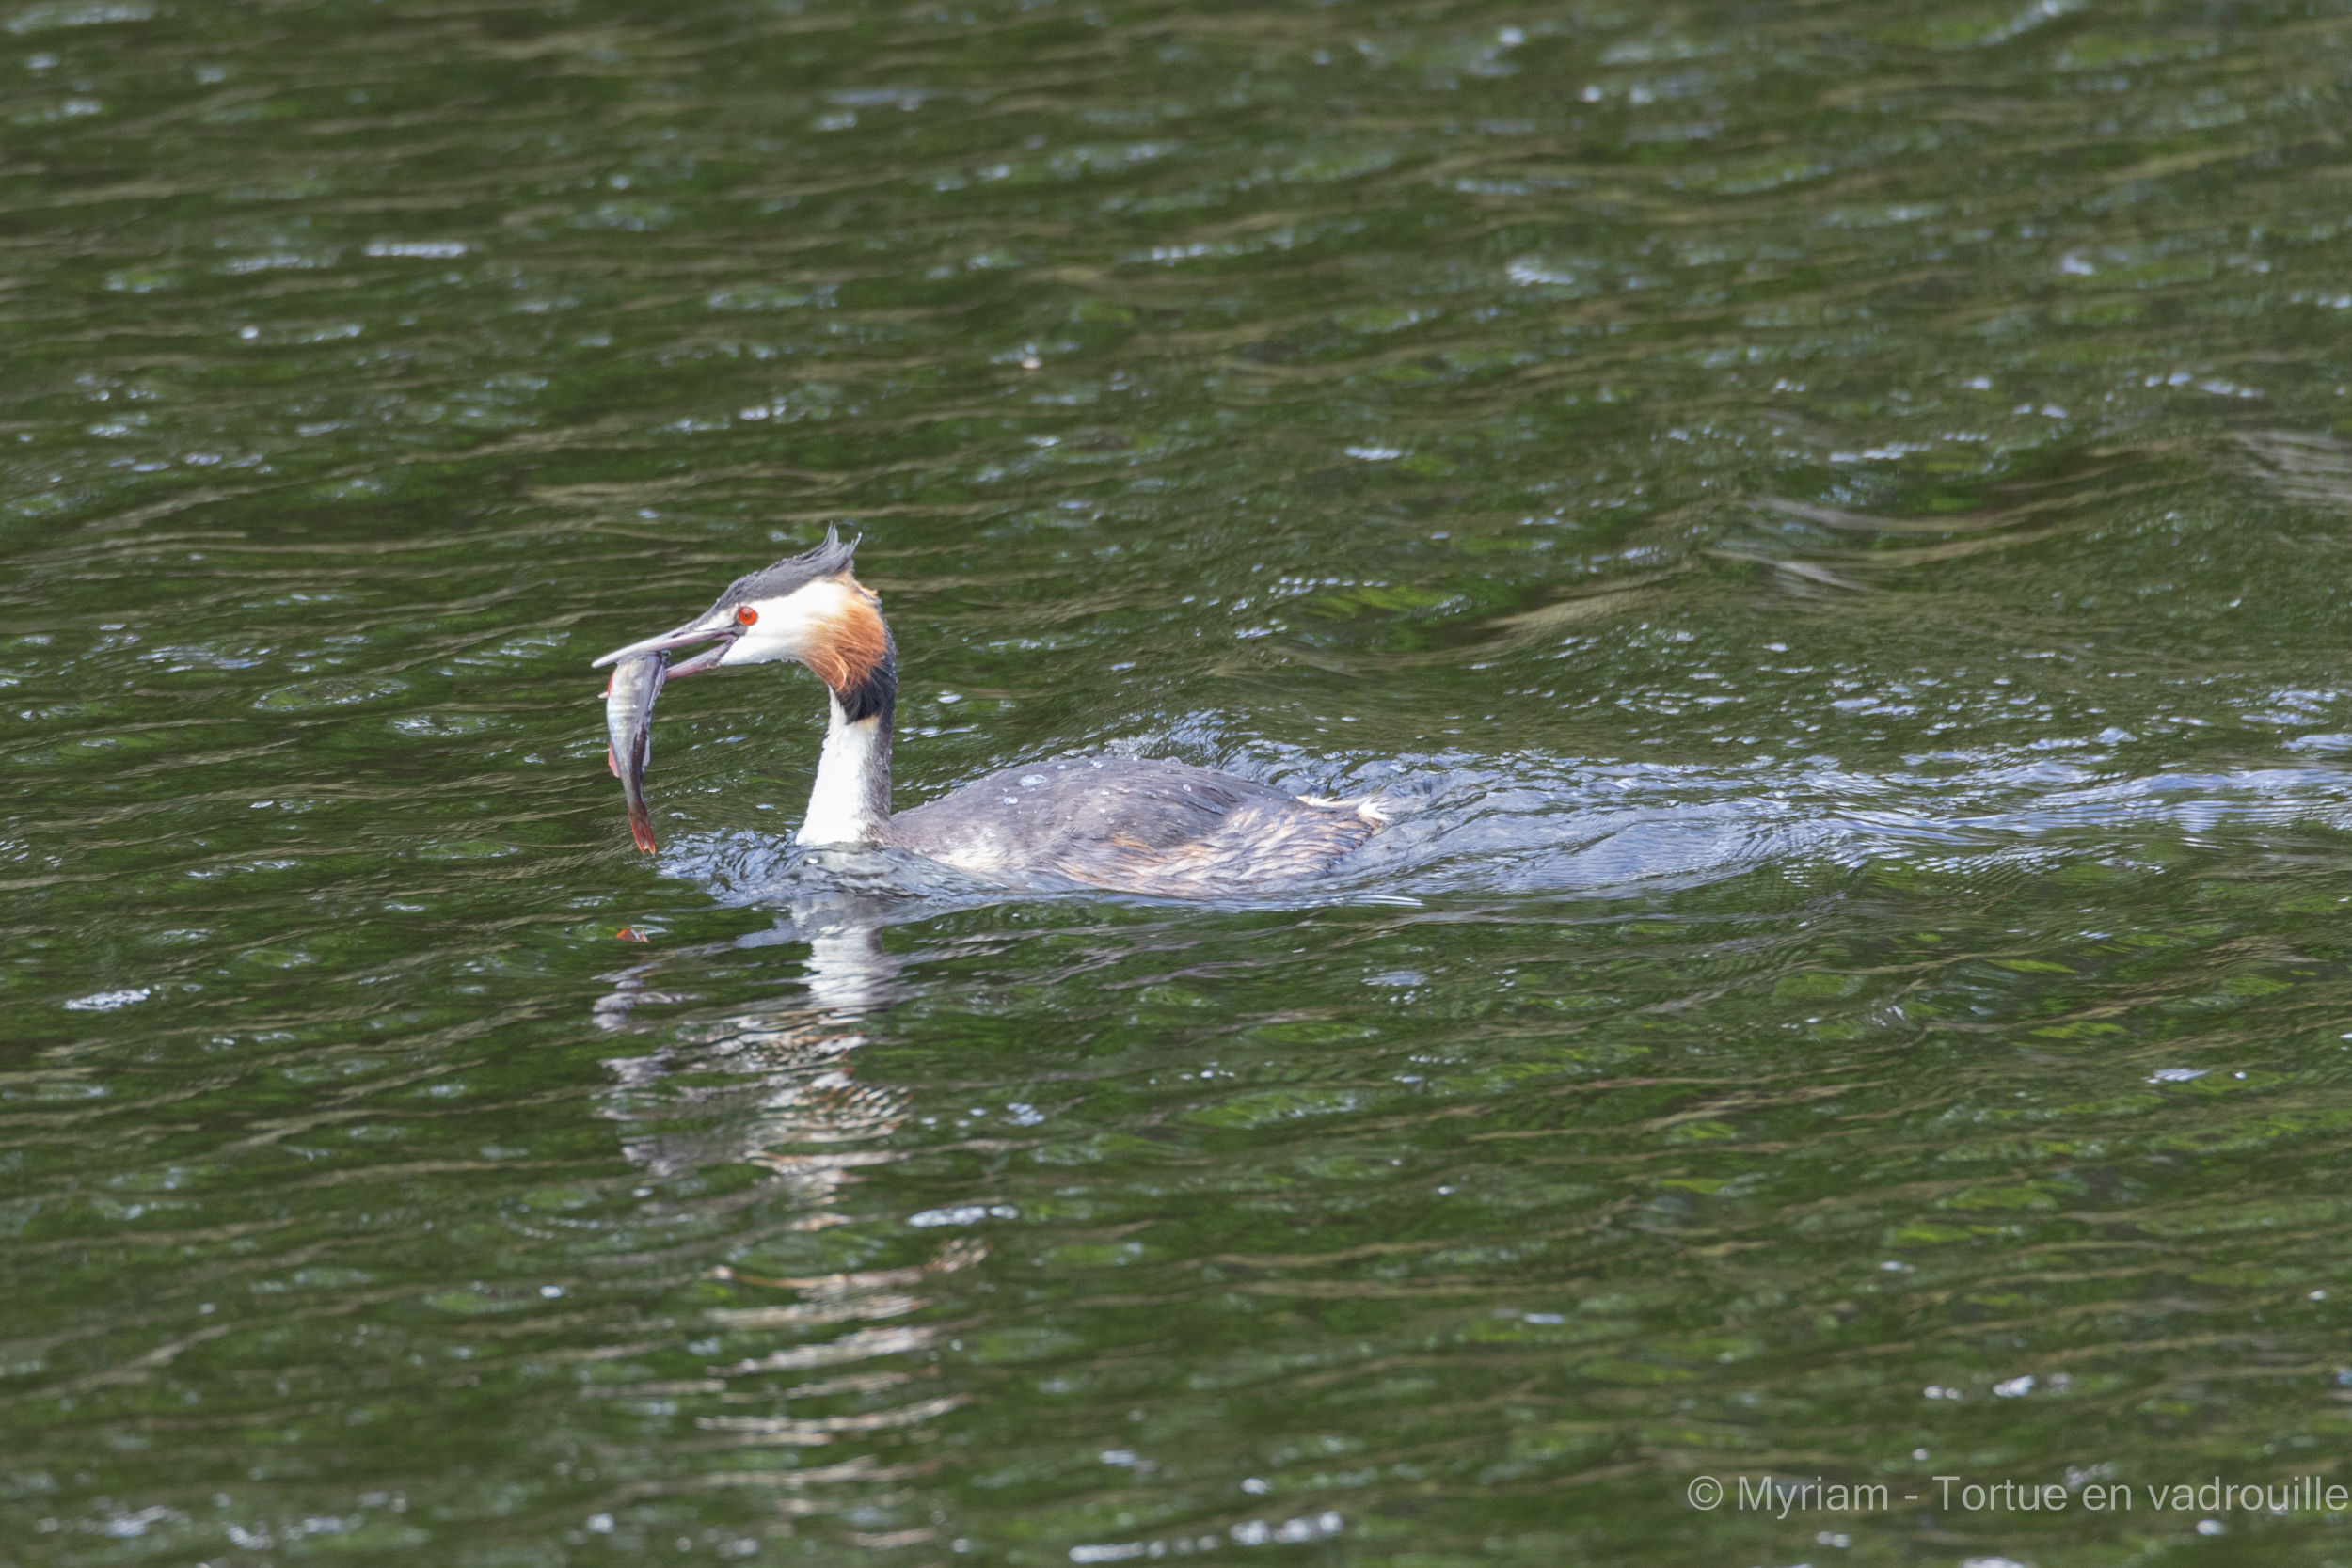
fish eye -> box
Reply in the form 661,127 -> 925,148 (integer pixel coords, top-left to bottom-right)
736,606 -> 758,626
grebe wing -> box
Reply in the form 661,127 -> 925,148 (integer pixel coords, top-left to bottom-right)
887,758 -> 1272,857
883,757 -> 1373,893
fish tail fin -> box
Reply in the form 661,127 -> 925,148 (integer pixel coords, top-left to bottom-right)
628,800 -> 659,854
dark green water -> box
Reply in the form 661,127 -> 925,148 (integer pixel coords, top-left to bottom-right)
10,0 -> 2352,1562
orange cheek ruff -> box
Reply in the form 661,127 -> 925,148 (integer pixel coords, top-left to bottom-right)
803,580 -> 889,693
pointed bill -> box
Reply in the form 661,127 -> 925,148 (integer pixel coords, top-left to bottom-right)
590,608 -> 741,672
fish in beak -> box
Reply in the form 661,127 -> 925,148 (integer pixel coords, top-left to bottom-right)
603,651 -> 667,853
591,604 -> 753,855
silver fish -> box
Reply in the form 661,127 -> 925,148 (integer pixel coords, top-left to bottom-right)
603,651 -> 668,853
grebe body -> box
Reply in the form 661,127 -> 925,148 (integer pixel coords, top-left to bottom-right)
593,533 -> 1381,897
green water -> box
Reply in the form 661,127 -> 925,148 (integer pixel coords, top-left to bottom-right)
10,0 -> 2352,1562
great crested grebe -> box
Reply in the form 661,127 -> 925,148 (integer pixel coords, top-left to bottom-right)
590,531 -> 1386,897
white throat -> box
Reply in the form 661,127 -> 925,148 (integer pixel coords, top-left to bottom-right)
797,695 -> 891,847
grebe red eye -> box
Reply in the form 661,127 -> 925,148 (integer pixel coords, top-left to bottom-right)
736,605 -> 758,626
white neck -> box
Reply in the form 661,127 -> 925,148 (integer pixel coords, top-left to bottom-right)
796,694 -> 891,847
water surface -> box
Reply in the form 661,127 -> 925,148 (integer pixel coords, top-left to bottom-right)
9,0 -> 2352,1563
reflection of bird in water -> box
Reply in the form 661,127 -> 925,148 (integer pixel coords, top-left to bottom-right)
587,901 -> 990,1545
593,899 -> 908,1192
591,531 -> 1386,896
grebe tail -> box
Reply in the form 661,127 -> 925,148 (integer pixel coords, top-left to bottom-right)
591,531 -> 1383,896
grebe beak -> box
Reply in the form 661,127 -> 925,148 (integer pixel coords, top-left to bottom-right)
590,608 -> 740,679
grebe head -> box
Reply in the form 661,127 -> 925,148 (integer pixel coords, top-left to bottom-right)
590,528 -> 893,717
